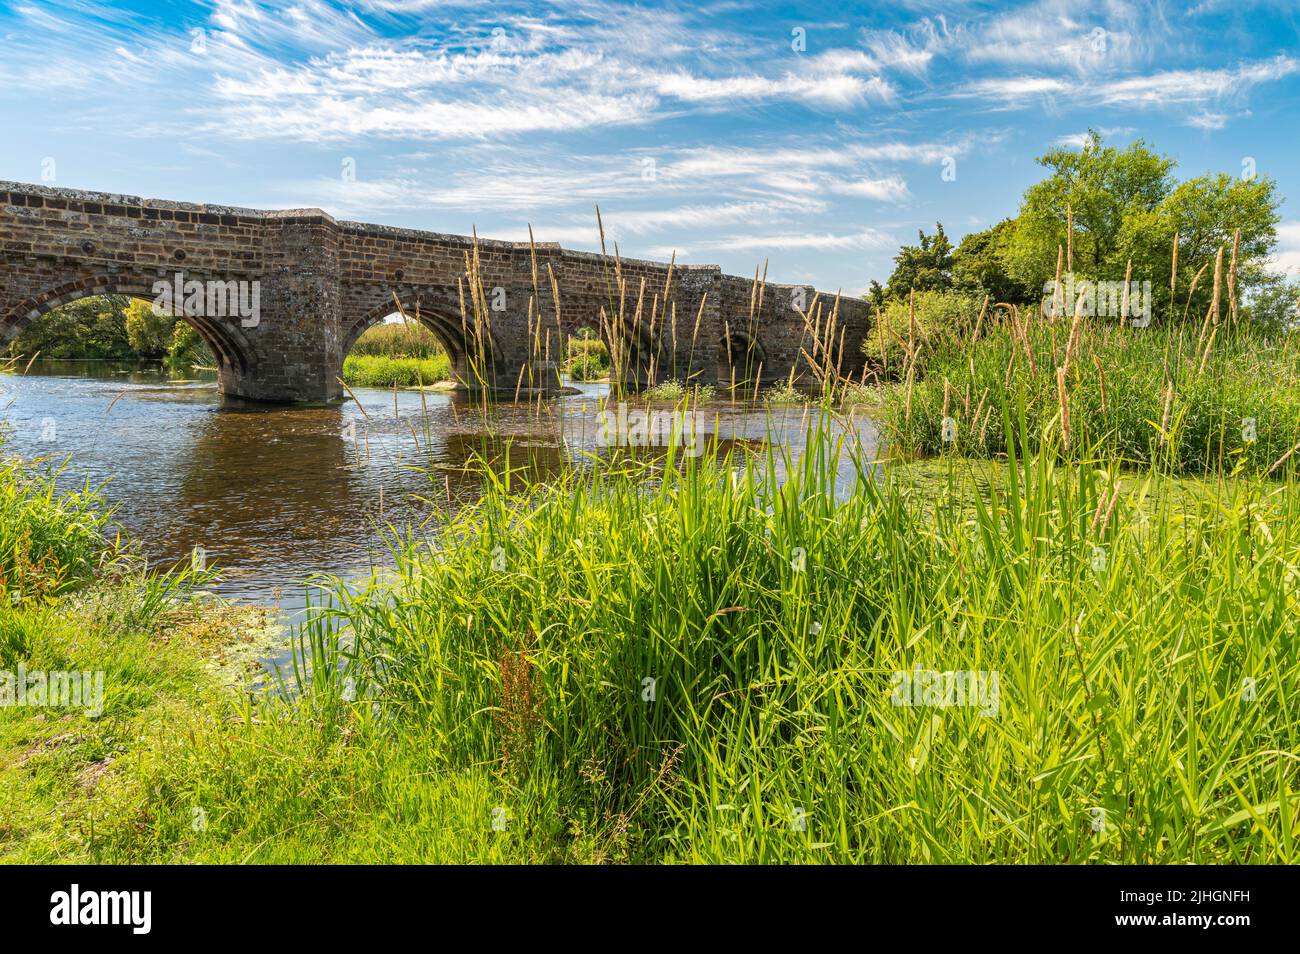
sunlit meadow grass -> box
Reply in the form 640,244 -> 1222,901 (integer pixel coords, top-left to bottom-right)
884,316 -> 1300,475
282,405 -> 1298,863
341,353 -> 452,388
349,322 -> 447,360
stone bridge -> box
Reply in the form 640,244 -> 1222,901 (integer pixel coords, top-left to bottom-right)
0,181 -> 870,403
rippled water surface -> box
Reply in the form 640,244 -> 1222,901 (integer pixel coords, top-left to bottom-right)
1,360 -> 879,622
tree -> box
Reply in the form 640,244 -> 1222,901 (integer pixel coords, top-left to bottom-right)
867,280 -> 887,310
882,223 -> 954,299
1117,172 -> 1280,320
167,321 -> 214,366
4,295 -> 133,359
1001,130 -> 1175,294
1240,273 -> 1299,331
124,298 -> 177,358
952,219 -> 1034,304
998,130 -> 1280,323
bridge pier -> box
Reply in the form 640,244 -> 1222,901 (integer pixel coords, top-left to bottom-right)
214,216 -> 345,403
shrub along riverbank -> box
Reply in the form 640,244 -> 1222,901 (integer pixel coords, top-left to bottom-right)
2,409 -> 1295,863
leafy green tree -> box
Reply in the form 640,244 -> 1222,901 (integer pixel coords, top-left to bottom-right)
1001,130 -> 1175,294
882,223 -> 954,299
1118,172 -> 1280,320
5,295 -> 134,359
125,298 -> 176,358
867,280 -> 887,310
1240,274 -> 1299,331
167,321 -> 214,367
952,218 -> 1034,304
999,130 -> 1280,322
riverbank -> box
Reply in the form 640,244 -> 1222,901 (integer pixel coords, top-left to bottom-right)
2,413 -> 1295,863
341,353 -> 452,388
880,316 -> 1300,475
0,457 -> 277,861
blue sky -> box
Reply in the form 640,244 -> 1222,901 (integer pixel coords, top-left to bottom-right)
1,0 -> 1298,294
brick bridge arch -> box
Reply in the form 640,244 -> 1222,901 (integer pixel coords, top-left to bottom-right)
342,295 -> 477,387
718,329 -> 768,386
0,181 -> 870,403
10,273 -> 257,382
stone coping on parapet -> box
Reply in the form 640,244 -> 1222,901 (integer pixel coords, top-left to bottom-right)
0,181 -> 315,219
1,180 -> 829,292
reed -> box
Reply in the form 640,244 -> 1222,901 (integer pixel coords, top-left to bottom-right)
883,312 -> 1300,474
255,403 -> 1300,863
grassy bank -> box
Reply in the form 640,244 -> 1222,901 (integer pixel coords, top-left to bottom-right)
342,321 -> 453,388
287,419 -> 1297,863
881,315 -> 1300,474
342,353 -> 452,388
0,457 -> 272,861
3,411 -> 1296,863
350,322 -> 447,360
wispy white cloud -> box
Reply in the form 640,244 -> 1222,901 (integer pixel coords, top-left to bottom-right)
1053,125 -> 1135,146
961,55 -> 1299,128
663,139 -> 970,184
1094,56 -> 1299,107
859,20 -> 948,75
828,176 -> 911,202
187,4 -> 906,141
646,70 -> 894,108
292,136 -> 938,248
1054,131 -> 1093,148
489,200 -> 804,248
598,201 -> 806,235
1186,111 -> 1229,130
1272,221 -> 1300,277
963,76 -> 1070,100
1,1 -> 912,141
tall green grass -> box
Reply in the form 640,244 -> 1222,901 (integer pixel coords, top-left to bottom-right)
350,322 -> 447,360
0,453 -> 111,601
885,316 -> 1300,474
286,406 -> 1297,863
342,353 -> 451,388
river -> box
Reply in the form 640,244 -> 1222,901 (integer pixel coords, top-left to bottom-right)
1,360 -> 879,635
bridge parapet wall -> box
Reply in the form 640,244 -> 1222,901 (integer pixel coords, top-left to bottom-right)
1,181 -> 870,401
